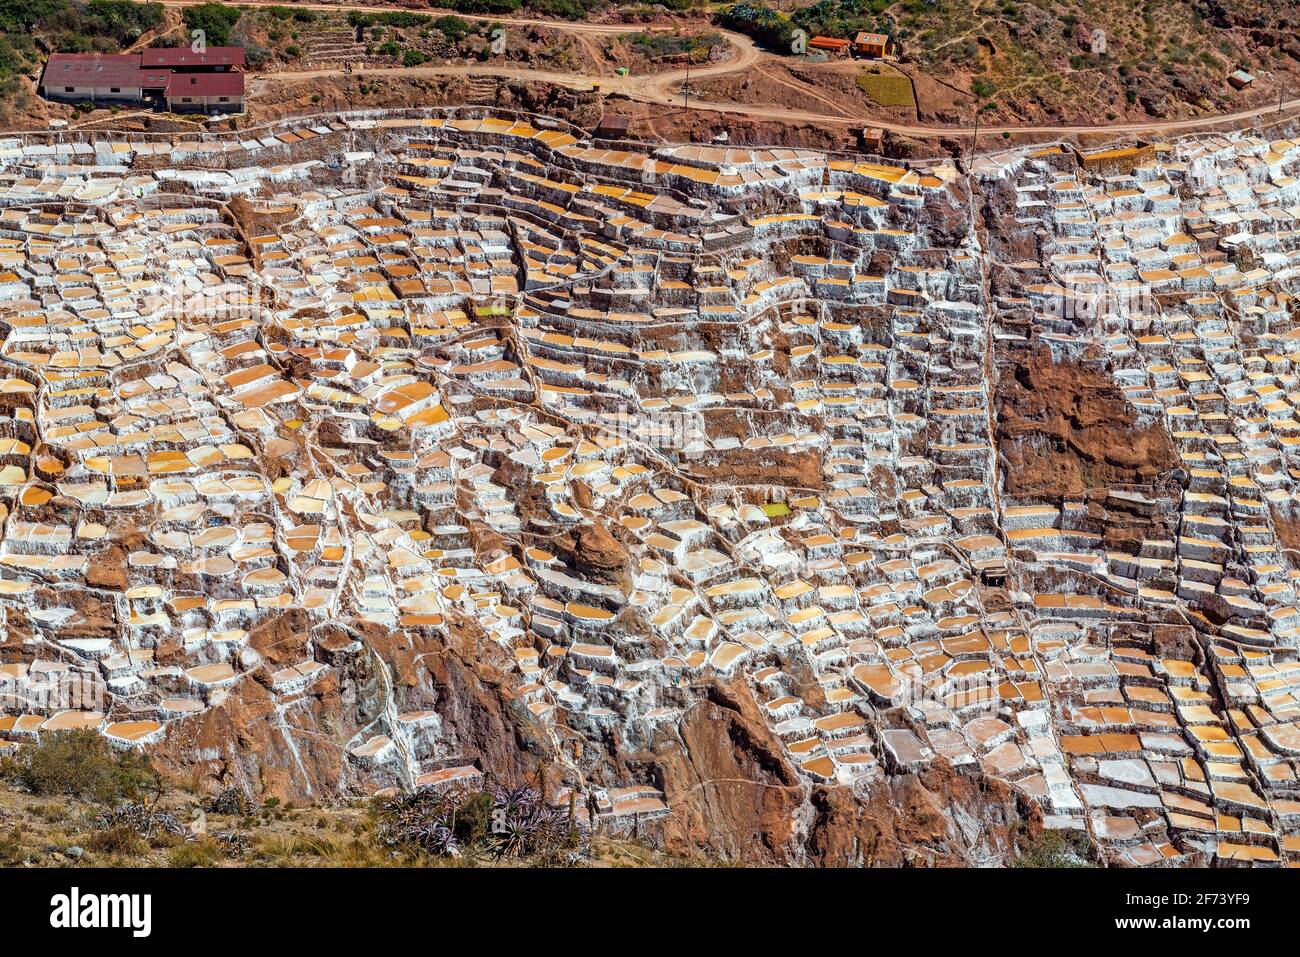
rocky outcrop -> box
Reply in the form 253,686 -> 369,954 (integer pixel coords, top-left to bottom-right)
152,616 -> 546,802
151,672 -> 353,800
630,679 -> 1030,867
995,346 -> 1179,500
648,679 -> 804,864
808,765 -> 1035,867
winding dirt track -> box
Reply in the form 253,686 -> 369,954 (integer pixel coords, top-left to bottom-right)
164,0 -> 1300,139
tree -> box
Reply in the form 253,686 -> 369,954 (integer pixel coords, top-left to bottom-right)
181,2 -> 242,47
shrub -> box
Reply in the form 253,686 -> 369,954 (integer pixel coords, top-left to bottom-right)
452,789 -> 494,847
169,838 -> 222,867
484,783 -> 578,859
241,41 -> 270,69
181,2 -> 242,47
527,0 -> 603,20
212,831 -> 249,857
791,0 -> 889,41
446,0 -> 523,14
263,4 -> 315,23
626,31 -> 722,60
644,0 -> 700,10
30,802 -> 69,823
433,15 -> 472,42
15,0 -> 164,54
347,10 -> 439,29
0,827 -> 32,865
204,787 -> 255,816
85,0 -> 164,42
85,825 -> 148,857
402,49 -> 429,66
1012,828 -> 1098,868
715,3 -> 795,54
11,730 -> 160,804
0,33 -> 39,105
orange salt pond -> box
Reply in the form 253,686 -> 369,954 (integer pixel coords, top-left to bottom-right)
104,720 -> 163,743
40,711 -> 105,732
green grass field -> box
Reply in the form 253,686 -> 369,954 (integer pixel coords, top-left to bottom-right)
856,69 -> 916,109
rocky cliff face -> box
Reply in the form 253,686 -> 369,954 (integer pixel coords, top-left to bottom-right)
643,680 -> 1033,866
151,615 -> 549,801
995,346 -> 1179,501
808,773 -> 1027,867
648,679 -> 804,863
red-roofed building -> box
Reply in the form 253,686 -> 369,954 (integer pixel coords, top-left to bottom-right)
808,36 -> 850,54
39,48 -> 244,113
39,53 -> 171,103
164,71 -> 245,112
140,46 -> 244,70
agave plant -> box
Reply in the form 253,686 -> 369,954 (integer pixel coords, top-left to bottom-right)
377,782 -> 587,860
425,822 -> 459,856
490,783 -> 541,819
204,787 -> 256,817
94,802 -> 187,838
485,783 -> 580,859
376,788 -> 461,856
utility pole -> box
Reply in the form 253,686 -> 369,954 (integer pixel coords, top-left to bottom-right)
684,61 -> 690,111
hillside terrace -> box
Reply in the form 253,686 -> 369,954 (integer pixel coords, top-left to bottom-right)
0,111 -> 1296,862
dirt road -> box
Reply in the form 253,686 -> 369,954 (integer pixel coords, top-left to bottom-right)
169,0 -> 1300,138
254,55 -> 1300,137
